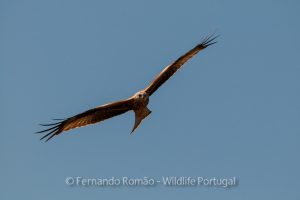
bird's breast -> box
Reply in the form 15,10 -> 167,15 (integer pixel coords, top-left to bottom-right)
132,98 -> 149,110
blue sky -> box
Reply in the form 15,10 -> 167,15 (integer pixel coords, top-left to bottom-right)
1,0 -> 300,199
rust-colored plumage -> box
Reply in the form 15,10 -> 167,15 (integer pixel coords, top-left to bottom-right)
37,34 -> 218,141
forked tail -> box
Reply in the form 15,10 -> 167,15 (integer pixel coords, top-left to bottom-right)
131,107 -> 152,134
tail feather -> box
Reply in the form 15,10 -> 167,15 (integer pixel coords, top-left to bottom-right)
131,107 -> 151,134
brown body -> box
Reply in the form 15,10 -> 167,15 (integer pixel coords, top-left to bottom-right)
37,34 -> 217,141
131,91 -> 151,133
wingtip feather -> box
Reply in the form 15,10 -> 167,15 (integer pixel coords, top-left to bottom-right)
36,119 -> 65,141
200,33 -> 220,48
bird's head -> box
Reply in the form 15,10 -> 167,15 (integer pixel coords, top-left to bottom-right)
134,91 -> 149,101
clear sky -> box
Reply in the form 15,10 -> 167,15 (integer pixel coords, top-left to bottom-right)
1,0 -> 300,199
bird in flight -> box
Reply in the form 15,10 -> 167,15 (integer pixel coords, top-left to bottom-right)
37,34 -> 218,141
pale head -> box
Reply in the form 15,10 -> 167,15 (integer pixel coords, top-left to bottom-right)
133,91 -> 149,101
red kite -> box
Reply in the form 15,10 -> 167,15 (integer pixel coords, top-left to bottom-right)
37,34 -> 218,141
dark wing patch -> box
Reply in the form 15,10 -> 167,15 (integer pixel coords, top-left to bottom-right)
143,34 -> 218,96
37,99 -> 133,142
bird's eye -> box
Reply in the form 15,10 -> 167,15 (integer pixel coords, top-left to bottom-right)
138,94 -> 142,98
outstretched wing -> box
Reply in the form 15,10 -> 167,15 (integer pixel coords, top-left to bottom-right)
143,34 -> 218,96
37,99 -> 134,142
